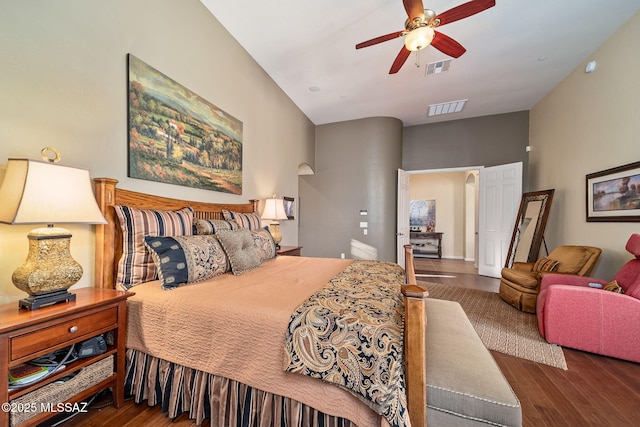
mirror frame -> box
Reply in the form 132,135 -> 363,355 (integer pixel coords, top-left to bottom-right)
505,189 -> 555,268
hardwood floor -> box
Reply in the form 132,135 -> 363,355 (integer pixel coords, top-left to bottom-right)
49,259 -> 640,426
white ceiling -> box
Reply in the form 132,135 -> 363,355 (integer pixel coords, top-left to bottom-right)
200,0 -> 640,127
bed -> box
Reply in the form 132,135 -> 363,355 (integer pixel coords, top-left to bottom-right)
93,178 -> 428,427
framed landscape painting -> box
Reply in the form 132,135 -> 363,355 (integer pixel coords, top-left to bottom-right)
586,161 -> 640,222
127,54 -> 243,194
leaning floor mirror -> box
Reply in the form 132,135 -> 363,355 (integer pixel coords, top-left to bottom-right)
505,189 -> 555,268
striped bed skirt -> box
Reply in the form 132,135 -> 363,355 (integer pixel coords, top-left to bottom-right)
124,349 -> 355,427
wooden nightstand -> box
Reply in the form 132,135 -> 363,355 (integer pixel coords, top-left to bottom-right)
0,288 -> 133,427
277,246 -> 303,256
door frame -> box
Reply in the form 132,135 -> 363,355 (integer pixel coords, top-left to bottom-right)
397,169 -> 410,267
400,166 -> 483,263
398,163 -> 523,276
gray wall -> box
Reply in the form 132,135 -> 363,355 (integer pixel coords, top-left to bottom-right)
299,117 -> 403,261
403,111 -> 530,189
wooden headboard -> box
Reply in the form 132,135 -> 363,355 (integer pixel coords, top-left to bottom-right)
93,178 -> 258,289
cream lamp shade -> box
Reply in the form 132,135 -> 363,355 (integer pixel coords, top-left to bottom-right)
0,158 -> 106,310
261,196 -> 287,248
404,26 -> 435,52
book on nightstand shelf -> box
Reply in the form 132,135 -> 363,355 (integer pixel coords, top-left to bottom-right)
8,363 -> 50,385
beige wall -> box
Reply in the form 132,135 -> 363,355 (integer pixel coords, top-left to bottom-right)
409,172 -> 467,259
0,0 -> 314,303
529,11 -> 640,279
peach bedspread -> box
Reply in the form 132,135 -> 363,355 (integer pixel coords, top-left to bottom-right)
125,256 -> 387,426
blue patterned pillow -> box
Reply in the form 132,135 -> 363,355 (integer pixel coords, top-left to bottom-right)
252,227 -> 277,262
144,235 -> 229,289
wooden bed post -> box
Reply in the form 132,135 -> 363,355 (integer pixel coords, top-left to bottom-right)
94,178 -> 119,289
402,244 -> 428,427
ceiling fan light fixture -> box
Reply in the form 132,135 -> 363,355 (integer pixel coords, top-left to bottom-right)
404,26 -> 434,52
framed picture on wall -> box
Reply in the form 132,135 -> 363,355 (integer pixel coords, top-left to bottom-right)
283,196 -> 295,220
586,161 -> 640,222
409,199 -> 436,232
127,54 -> 243,194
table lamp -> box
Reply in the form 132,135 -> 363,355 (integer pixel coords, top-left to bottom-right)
261,195 -> 288,249
0,151 -> 106,310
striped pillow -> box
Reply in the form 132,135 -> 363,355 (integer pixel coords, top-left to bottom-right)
222,210 -> 262,230
193,218 -> 240,235
603,280 -> 624,294
114,205 -> 194,290
533,257 -> 559,273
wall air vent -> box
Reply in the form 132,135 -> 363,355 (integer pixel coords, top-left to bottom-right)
425,59 -> 452,76
428,99 -> 467,117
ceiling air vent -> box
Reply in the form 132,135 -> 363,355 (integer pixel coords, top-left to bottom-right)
425,59 -> 451,76
428,99 -> 467,117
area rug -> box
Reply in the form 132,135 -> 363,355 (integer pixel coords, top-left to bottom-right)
419,281 -> 568,370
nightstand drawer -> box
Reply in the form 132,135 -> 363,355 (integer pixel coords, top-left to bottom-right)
10,307 -> 118,361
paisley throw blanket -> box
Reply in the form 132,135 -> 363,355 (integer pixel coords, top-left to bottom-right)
284,260 -> 410,427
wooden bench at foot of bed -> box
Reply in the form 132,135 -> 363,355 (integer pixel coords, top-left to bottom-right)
424,298 -> 522,426
403,246 -> 522,426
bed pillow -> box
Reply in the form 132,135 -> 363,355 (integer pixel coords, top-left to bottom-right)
193,218 -> 240,235
252,227 -> 277,262
221,210 -> 262,230
114,205 -> 194,290
144,235 -> 229,290
217,229 -> 261,275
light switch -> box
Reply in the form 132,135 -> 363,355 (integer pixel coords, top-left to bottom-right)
360,222 -> 368,228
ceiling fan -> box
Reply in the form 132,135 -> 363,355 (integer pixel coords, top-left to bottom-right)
356,0 -> 496,74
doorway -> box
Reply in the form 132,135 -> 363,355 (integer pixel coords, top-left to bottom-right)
399,162 -> 523,278
406,166 -> 480,264
465,172 -> 479,267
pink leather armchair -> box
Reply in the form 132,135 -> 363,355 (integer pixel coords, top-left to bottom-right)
536,234 -> 640,363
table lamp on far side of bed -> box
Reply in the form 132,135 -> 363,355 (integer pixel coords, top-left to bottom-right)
261,194 -> 288,249
0,149 -> 106,310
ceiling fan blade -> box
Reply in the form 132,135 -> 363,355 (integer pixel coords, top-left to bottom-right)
356,31 -> 405,49
431,31 -> 466,58
389,46 -> 411,74
403,0 -> 425,21
435,0 -> 495,26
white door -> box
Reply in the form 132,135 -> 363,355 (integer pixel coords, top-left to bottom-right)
478,162 -> 522,278
397,169 -> 410,266
464,173 -> 477,262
